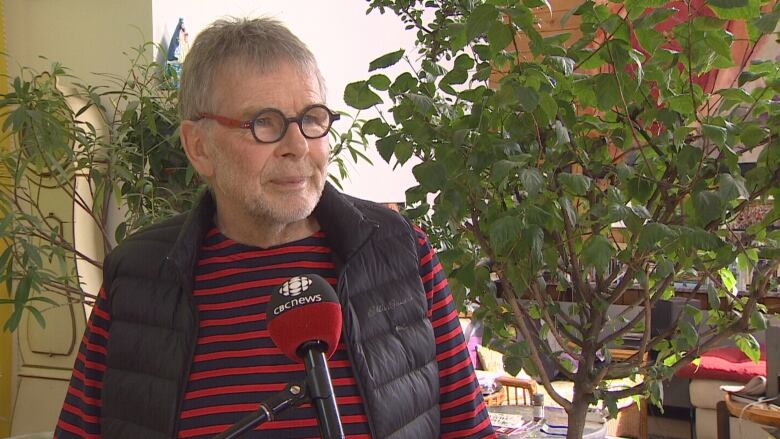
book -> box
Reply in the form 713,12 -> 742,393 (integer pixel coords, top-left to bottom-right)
489,412 -> 540,436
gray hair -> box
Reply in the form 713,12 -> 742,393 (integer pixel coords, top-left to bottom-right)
179,17 -> 325,121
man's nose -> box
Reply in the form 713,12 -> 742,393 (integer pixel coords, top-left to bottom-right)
276,121 -> 309,157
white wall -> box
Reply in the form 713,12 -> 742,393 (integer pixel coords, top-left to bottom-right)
151,0 -> 420,202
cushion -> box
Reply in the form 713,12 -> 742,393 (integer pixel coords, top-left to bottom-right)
689,378 -> 741,409
476,344 -> 505,372
675,346 -> 766,382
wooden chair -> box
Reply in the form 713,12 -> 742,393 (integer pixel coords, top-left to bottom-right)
484,376 -> 538,407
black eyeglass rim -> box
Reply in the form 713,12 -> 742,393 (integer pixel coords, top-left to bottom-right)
250,104 -> 341,144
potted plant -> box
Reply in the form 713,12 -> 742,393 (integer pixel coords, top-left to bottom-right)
345,0 -> 780,437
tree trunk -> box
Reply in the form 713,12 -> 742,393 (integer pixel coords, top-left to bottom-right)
566,385 -> 592,439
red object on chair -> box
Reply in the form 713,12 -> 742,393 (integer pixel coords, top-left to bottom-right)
676,346 -> 766,383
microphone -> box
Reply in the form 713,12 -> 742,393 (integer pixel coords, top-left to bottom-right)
267,274 -> 345,439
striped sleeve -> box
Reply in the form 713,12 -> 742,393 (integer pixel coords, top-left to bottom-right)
414,226 -> 496,439
55,287 -> 110,439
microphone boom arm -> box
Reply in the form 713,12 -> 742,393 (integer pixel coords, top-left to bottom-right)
212,381 -> 308,439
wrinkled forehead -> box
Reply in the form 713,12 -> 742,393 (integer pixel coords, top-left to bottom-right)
208,57 -> 324,111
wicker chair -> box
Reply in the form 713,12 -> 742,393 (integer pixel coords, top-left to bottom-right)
484,376 -> 538,407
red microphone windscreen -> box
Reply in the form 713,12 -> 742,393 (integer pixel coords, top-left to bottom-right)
267,274 -> 342,362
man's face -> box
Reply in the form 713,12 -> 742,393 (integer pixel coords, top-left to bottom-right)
202,61 -> 330,227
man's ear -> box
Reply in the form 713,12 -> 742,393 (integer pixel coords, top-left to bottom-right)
180,120 -> 215,180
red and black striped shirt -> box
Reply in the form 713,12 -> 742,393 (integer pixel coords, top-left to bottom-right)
56,226 -> 495,438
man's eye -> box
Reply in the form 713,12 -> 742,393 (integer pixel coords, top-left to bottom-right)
303,115 -> 326,126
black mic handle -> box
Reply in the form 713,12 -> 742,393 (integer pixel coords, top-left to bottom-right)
212,381 -> 308,439
302,342 -> 345,439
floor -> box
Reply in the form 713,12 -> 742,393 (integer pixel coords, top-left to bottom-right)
648,413 -> 692,439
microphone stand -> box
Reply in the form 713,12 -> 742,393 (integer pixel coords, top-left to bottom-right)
212,382 -> 308,439
301,341 -> 345,439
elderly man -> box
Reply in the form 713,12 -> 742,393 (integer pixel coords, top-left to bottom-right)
55,17 -> 494,439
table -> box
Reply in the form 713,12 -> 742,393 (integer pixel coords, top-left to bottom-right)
488,405 -> 607,438
716,393 -> 780,439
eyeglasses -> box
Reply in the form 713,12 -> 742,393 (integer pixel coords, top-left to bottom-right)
198,104 -> 340,144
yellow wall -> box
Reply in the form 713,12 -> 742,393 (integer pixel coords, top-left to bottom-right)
0,0 -> 13,435
4,0 -> 153,87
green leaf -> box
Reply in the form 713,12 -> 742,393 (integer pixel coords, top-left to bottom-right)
693,191 -> 723,223
638,223 -> 676,251
719,267 -> 738,292
516,86 -> 539,112
376,134 -> 400,163
633,7 -> 677,29
717,88 -> 753,103
442,68 -> 468,85
631,204 -> 652,219
362,118 -> 390,138
520,225 -> 545,265
702,124 -> 727,148
412,160 -> 447,191
546,56 -> 575,76
389,140 -> 412,166
488,20 -> 514,53
582,235 -> 615,275
0,247 -> 12,276
607,204 -> 633,222
538,93 -> 558,123
368,74 -> 392,91
26,305 -> 46,329
708,0 -> 748,7
492,160 -> 519,185
594,74 -> 620,110
114,221 -> 127,244
489,215 -> 524,253
738,70 -> 767,86
527,206 -> 555,228
735,334 -> 761,362
467,4 -> 500,40
0,213 -> 12,235
680,228 -> 725,251
678,145 -> 703,176
753,11 -> 780,34
740,124 -> 767,148
719,174 -> 747,202
708,0 -> 760,20
15,274 -> 32,304
750,309 -> 768,331
625,0 -> 669,19
628,49 -> 645,85
666,95 -> 695,114
520,168 -> 544,197
560,197 -> 577,227
368,49 -> 405,72
344,81 -> 383,110
554,120 -> 570,146
558,173 -> 592,196
706,284 -> 721,310
405,93 -> 436,115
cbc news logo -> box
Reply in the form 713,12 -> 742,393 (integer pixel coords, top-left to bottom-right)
279,276 -> 313,297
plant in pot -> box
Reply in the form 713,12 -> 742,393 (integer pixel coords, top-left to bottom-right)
345,0 -> 780,437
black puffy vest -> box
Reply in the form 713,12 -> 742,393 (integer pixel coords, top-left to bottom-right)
99,184 -> 440,438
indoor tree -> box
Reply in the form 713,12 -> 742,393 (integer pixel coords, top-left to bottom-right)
345,0 -> 780,437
